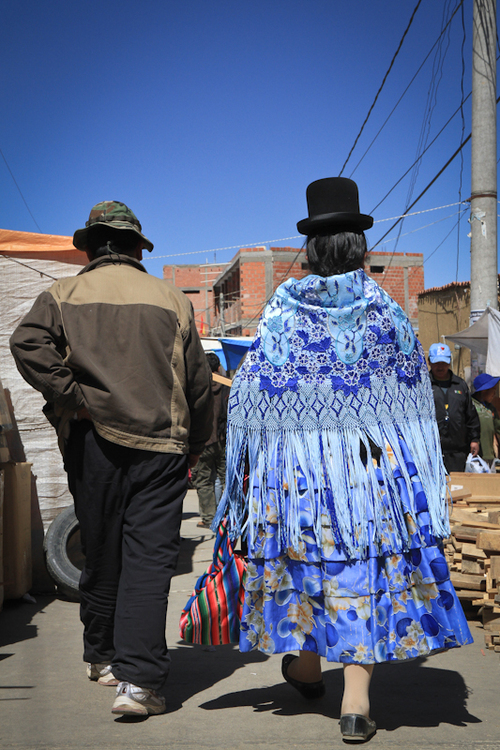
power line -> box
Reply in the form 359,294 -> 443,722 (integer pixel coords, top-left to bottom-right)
349,0 -> 466,179
369,92 -> 472,214
374,90 -> 500,288
378,0 -> 459,268
375,131 -> 472,288
406,206 -> 469,283
0,253 -> 58,280
0,148 -> 42,232
339,0 -> 424,176
146,235 -> 303,261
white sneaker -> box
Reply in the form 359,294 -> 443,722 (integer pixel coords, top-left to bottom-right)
111,681 -> 166,716
86,662 -> 119,686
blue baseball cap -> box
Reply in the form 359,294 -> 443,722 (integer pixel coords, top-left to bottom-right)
473,373 -> 500,393
429,343 -> 451,364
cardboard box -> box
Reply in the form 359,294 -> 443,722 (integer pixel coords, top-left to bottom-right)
1,462 -> 32,599
449,472 -> 500,503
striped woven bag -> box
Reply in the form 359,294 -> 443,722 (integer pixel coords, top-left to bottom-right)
179,519 -> 247,645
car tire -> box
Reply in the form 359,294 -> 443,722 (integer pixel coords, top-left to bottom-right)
44,505 -> 82,601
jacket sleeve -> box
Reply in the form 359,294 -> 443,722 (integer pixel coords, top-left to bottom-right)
465,388 -> 481,443
9,290 -> 86,413
182,315 -> 214,455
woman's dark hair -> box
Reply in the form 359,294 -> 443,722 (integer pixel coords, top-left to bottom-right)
306,231 -> 367,277
86,226 -> 141,257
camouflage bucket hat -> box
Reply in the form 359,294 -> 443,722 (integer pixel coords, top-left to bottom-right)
73,201 -> 154,252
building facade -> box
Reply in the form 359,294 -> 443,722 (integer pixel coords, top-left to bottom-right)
418,280 -> 473,381
164,247 -> 424,336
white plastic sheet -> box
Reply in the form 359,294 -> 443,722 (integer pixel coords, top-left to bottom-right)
0,255 -> 79,528
446,306 -> 500,376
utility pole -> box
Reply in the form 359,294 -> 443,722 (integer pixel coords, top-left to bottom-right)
470,0 -> 497,331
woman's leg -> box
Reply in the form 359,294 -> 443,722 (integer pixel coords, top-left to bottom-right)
341,663 -> 374,716
286,650 -> 322,683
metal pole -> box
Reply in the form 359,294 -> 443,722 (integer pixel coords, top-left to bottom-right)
219,292 -> 226,336
470,0 -> 497,329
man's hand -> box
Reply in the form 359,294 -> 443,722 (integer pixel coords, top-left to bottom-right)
470,441 -> 480,457
188,454 -> 200,469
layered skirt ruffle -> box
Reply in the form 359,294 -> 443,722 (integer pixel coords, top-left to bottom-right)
239,442 -> 473,663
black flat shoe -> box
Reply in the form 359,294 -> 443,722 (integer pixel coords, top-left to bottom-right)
281,654 -> 326,700
340,714 -> 376,742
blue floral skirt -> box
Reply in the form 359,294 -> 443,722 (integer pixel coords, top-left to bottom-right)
239,456 -> 473,663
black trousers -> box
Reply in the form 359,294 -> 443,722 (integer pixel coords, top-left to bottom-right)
65,421 -> 187,691
443,451 -> 467,473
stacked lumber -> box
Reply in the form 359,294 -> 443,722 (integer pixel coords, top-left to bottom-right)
445,480 -> 500,651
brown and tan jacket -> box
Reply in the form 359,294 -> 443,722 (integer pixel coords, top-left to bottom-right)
10,255 -> 213,456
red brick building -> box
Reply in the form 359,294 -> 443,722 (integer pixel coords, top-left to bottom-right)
163,262 -> 227,334
164,247 -> 424,336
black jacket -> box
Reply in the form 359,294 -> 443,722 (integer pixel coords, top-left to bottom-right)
430,370 -> 480,455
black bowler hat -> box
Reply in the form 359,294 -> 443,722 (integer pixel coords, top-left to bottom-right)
297,177 -> 373,236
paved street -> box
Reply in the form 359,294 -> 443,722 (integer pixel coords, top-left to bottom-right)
1,490 -> 499,750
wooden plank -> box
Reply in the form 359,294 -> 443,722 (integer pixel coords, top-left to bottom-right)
490,556 -> 500,580
450,516 -> 500,530
449,489 -> 472,502
461,559 -> 483,575
477,531 -> 500,553
472,597 -> 489,606
450,507 -> 489,522
462,542 -> 487,559
482,609 -> 500,629
489,510 -> 500,524
465,495 -> 500,505
450,572 -> 486,590
212,372 -> 232,386
457,589 -> 486,599
452,526 -> 480,542
484,620 -> 500,632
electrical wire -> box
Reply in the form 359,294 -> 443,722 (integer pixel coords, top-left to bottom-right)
373,89 -> 500,290
369,91 -> 471,215
349,0 -> 466,179
0,148 -> 42,232
381,0 -> 458,275
0,252 -> 58,280
339,0 -> 424,176
406,206 -> 469,283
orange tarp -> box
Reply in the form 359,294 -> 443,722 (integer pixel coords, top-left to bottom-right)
0,228 -> 85,266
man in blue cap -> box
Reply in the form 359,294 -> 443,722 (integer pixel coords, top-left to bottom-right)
472,373 -> 500,465
428,343 -> 480,472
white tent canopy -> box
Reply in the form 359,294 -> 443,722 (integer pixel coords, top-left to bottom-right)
446,306 -> 500,375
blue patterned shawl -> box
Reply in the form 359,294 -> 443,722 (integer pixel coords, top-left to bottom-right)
214,269 -> 448,559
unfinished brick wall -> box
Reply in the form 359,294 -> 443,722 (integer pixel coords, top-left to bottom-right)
164,247 -> 424,335
163,262 -> 226,334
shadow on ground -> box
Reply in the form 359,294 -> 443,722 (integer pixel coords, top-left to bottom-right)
164,642 -> 269,712
0,596 -> 56,652
175,532 -> 215,577
198,656 -> 481,731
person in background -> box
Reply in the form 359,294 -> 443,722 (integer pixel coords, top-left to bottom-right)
428,343 -> 480,472
10,201 -> 213,717
472,373 -> 500,466
193,352 -> 229,529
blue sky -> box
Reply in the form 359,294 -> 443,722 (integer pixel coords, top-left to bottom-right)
0,0 -> 495,290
